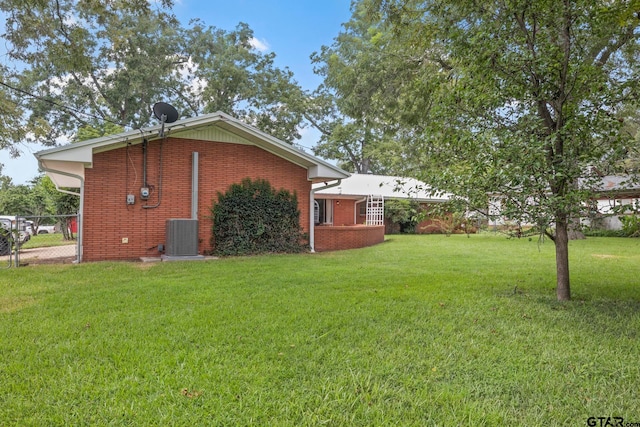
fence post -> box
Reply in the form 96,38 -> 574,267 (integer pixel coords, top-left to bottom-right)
14,215 -> 21,267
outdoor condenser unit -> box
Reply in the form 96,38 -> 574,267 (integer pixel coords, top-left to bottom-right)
165,219 -> 199,257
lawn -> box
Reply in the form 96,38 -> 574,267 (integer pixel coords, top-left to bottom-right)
21,233 -> 76,249
1,234 -> 639,426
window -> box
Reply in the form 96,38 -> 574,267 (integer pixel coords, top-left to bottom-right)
314,199 -> 333,225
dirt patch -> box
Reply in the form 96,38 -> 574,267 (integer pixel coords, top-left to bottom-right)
0,296 -> 37,313
592,254 -> 619,259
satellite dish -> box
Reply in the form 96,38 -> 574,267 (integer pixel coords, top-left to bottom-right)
153,102 -> 179,124
153,102 -> 179,137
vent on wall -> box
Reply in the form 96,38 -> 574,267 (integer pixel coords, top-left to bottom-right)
165,219 -> 199,256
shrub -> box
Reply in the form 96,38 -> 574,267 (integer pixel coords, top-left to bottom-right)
619,215 -> 640,237
211,178 -> 307,256
384,199 -> 420,234
582,228 -> 625,238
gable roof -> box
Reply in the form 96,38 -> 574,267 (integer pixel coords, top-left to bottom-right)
34,111 -> 349,188
313,173 -> 451,202
593,175 -> 640,196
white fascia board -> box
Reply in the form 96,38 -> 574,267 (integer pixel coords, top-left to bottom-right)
36,145 -> 94,163
307,163 -> 350,181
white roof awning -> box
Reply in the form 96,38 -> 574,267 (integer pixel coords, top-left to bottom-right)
313,173 -> 451,202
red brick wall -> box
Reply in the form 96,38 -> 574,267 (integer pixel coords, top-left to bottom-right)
314,225 -> 385,252
83,138 -> 310,261
317,198 -> 367,226
332,199 -> 357,226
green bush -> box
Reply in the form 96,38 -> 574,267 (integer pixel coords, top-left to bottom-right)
384,199 -> 420,234
211,178 -> 307,255
619,215 -> 640,237
582,228 -> 625,238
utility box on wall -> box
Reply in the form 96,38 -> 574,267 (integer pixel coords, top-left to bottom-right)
165,219 -> 199,257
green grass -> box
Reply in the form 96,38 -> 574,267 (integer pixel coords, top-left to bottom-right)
21,233 -> 75,249
1,234 -> 639,426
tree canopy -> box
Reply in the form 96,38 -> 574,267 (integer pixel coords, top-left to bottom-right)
308,2 -> 416,173
0,0 -> 308,154
355,0 -> 640,300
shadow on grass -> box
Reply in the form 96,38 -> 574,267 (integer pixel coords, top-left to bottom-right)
499,284 -> 640,340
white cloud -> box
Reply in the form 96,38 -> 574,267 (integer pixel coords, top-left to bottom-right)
249,37 -> 270,52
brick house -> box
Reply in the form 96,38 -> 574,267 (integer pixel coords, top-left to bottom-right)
585,175 -> 640,230
312,174 -> 451,247
34,112 -> 384,262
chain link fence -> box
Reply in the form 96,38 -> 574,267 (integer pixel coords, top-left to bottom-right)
0,214 -> 79,267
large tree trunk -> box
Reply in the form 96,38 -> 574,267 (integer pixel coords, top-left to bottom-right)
555,215 -> 571,301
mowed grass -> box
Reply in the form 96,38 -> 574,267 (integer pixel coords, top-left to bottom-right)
1,234 -> 639,426
21,233 -> 75,249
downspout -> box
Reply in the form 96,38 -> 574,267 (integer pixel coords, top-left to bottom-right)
354,196 -> 367,224
36,160 -> 84,263
191,152 -> 199,219
309,179 -> 341,253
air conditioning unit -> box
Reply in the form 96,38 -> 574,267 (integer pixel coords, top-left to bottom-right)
165,219 -> 199,257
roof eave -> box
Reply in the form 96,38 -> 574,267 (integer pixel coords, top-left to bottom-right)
34,111 -> 349,184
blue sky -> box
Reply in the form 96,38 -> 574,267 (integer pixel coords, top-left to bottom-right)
1,0 -> 353,185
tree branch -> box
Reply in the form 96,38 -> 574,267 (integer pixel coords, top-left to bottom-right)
170,86 -> 200,116
303,112 -> 333,137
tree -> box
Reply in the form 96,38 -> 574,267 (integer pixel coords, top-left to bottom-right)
365,0 -> 640,300
0,0 -> 307,152
38,176 -> 79,240
184,22 -> 308,143
607,104 -> 640,174
0,175 -> 78,236
0,184 -> 34,215
384,199 -> 420,233
0,164 -> 13,190
0,0 -> 182,145
0,175 -> 53,217
308,2 -> 416,173
74,122 -> 124,143
0,65 -> 50,156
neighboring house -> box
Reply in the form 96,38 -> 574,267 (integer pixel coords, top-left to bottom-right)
313,174 -> 451,237
485,195 -> 537,229
487,175 -> 640,231
587,175 -> 640,230
34,112 -> 379,262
